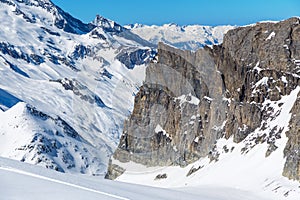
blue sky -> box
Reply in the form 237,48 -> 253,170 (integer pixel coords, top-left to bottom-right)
52,0 -> 300,26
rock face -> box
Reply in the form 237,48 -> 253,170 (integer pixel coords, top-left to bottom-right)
106,18 -> 300,181
283,92 -> 300,180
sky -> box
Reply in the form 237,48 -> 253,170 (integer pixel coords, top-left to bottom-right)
51,0 -> 300,26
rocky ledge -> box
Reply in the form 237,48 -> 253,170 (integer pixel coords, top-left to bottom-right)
106,17 -> 300,181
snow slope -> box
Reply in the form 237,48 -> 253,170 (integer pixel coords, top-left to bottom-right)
114,87 -> 300,200
0,157 -> 269,200
125,23 -> 235,50
0,102 -> 110,174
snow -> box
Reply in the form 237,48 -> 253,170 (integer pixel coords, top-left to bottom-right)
0,157 -> 276,200
293,59 -> 300,66
116,87 -> 300,200
190,115 -> 197,120
204,96 -> 213,101
281,76 -> 288,84
253,61 -> 262,73
155,124 -> 170,138
127,23 -> 235,50
283,44 -> 289,49
252,76 -> 269,94
0,102 -> 110,175
266,31 -> 276,40
1,1 -> 300,199
255,77 -> 269,87
154,124 -> 164,133
175,93 -> 200,107
0,167 -> 129,200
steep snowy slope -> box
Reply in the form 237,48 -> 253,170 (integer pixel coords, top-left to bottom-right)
0,0 -> 154,175
125,23 -> 235,50
0,102 -> 109,174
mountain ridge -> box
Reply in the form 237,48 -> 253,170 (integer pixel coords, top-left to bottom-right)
106,18 -> 300,199
125,23 -> 235,50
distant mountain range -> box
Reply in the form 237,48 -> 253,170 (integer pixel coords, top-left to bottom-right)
125,23 -> 235,50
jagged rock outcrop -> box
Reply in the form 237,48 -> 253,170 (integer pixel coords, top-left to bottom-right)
106,17 -> 300,180
51,78 -> 106,108
116,48 -> 156,69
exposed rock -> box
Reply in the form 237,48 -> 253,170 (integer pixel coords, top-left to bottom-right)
14,7 -> 36,23
0,42 -> 44,65
154,173 -> 167,180
105,159 -> 126,180
51,78 -> 106,108
107,42 -> 228,177
117,48 -> 156,69
41,27 -> 60,36
26,104 -> 81,139
70,44 -> 91,60
93,15 -> 125,34
186,165 -> 203,177
283,91 -> 300,180
106,18 -> 300,181
8,0 -> 95,34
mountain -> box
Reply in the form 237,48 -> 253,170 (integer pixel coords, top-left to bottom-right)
3,1 -> 299,199
0,0 -> 233,176
0,0 -> 155,175
125,23 -> 235,50
106,17 -> 300,199
0,102 -> 108,174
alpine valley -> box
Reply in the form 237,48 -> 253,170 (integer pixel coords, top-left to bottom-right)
0,0 -> 300,200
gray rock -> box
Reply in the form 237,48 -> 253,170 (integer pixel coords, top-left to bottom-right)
283,91 -> 300,180
106,17 -> 300,181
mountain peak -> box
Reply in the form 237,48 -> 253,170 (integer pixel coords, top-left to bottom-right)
11,0 -> 55,11
92,14 -> 125,33
167,22 -> 179,27
1,0 -> 94,34
124,23 -> 144,30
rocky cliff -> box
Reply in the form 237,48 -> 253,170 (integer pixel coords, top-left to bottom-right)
106,17 -> 300,181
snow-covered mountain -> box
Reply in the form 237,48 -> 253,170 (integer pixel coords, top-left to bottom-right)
125,23 -> 235,50
0,0 -> 155,175
0,0 -> 232,176
1,1 -> 300,199
0,0 -> 233,176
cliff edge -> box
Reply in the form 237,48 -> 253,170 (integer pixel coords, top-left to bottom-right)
106,17 -> 300,181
